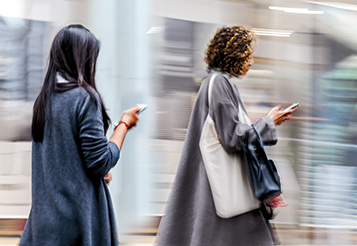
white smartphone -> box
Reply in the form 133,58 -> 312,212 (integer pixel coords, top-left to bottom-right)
137,104 -> 147,114
284,102 -> 299,112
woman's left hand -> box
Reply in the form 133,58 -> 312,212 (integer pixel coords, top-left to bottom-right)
104,171 -> 112,185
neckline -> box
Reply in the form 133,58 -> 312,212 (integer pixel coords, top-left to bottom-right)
56,73 -> 68,83
211,69 -> 230,79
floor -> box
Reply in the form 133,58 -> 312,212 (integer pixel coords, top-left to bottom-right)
2,228 -> 357,246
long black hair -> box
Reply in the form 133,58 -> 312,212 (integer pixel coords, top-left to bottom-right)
32,24 -> 110,142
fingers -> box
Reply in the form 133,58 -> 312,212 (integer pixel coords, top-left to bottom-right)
104,172 -> 112,185
104,176 -> 111,184
281,114 -> 290,122
283,104 -> 299,115
283,108 -> 295,116
127,106 -> 141,114
268,106 -> 280,119
277,115 -> 291,125
120,105 -> 141,129
280,108 -> 294,118
269,104 -> 297,126
134,106 -> 141,114
270,106 -> 281,114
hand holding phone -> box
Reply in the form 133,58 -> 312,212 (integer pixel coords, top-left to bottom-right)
284,102 -> 299,113
136,104 -> 147,114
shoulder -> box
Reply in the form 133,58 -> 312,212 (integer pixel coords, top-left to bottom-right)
66,87 -> 99,99
211,73 -> 238,100
62,87 -> 101,107
56,87 -> 102,118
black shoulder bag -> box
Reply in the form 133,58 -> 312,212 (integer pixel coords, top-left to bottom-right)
243,124 -> 282,203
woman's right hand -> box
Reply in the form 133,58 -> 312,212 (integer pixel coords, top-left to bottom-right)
120,106 -> 141,130
268,106 -> 297,126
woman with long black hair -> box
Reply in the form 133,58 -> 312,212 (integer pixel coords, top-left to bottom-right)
20,24 -> 140,245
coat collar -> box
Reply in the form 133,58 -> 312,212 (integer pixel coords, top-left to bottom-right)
211,69 -> 230,79
56,73 -> 68,83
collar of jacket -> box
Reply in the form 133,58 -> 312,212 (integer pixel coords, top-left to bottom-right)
56,73 -> 68,83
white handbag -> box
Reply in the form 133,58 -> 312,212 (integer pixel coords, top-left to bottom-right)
199,72 -> 260,218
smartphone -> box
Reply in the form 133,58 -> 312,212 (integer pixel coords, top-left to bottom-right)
137,104 -> 147,114
284,102 -> 299,112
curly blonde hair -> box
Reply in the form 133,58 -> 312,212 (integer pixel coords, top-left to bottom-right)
204,26 -> 255,77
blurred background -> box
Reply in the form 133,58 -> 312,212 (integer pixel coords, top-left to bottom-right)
0,0 -> 357,245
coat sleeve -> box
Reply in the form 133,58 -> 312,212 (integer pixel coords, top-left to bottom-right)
210,76 -> 277,153
76,90 -> 120,178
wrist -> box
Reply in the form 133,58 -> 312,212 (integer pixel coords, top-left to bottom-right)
114,121 -> 129,130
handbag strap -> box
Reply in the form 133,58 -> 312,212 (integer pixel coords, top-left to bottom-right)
207,73 -> 249,123
244,126 -> 250,145
244,124 -> 264,148
252,124 -> 264,147
207,72 -> 219,110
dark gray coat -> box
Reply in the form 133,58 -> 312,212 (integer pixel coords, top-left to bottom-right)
20,88 -> 120,246
156,72 -> 278,246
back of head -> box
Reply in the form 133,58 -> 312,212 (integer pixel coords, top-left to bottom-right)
204,26 -> 255,78
32,24 -> 110,142
50,24 -> 100,87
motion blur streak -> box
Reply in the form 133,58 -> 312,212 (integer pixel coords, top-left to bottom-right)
1,0 -> 357,245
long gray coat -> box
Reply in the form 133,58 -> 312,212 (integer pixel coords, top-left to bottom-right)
20,88 -> 120,246
157,72 -> 278,246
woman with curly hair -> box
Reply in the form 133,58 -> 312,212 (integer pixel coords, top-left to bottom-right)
156,26 -> 295,245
